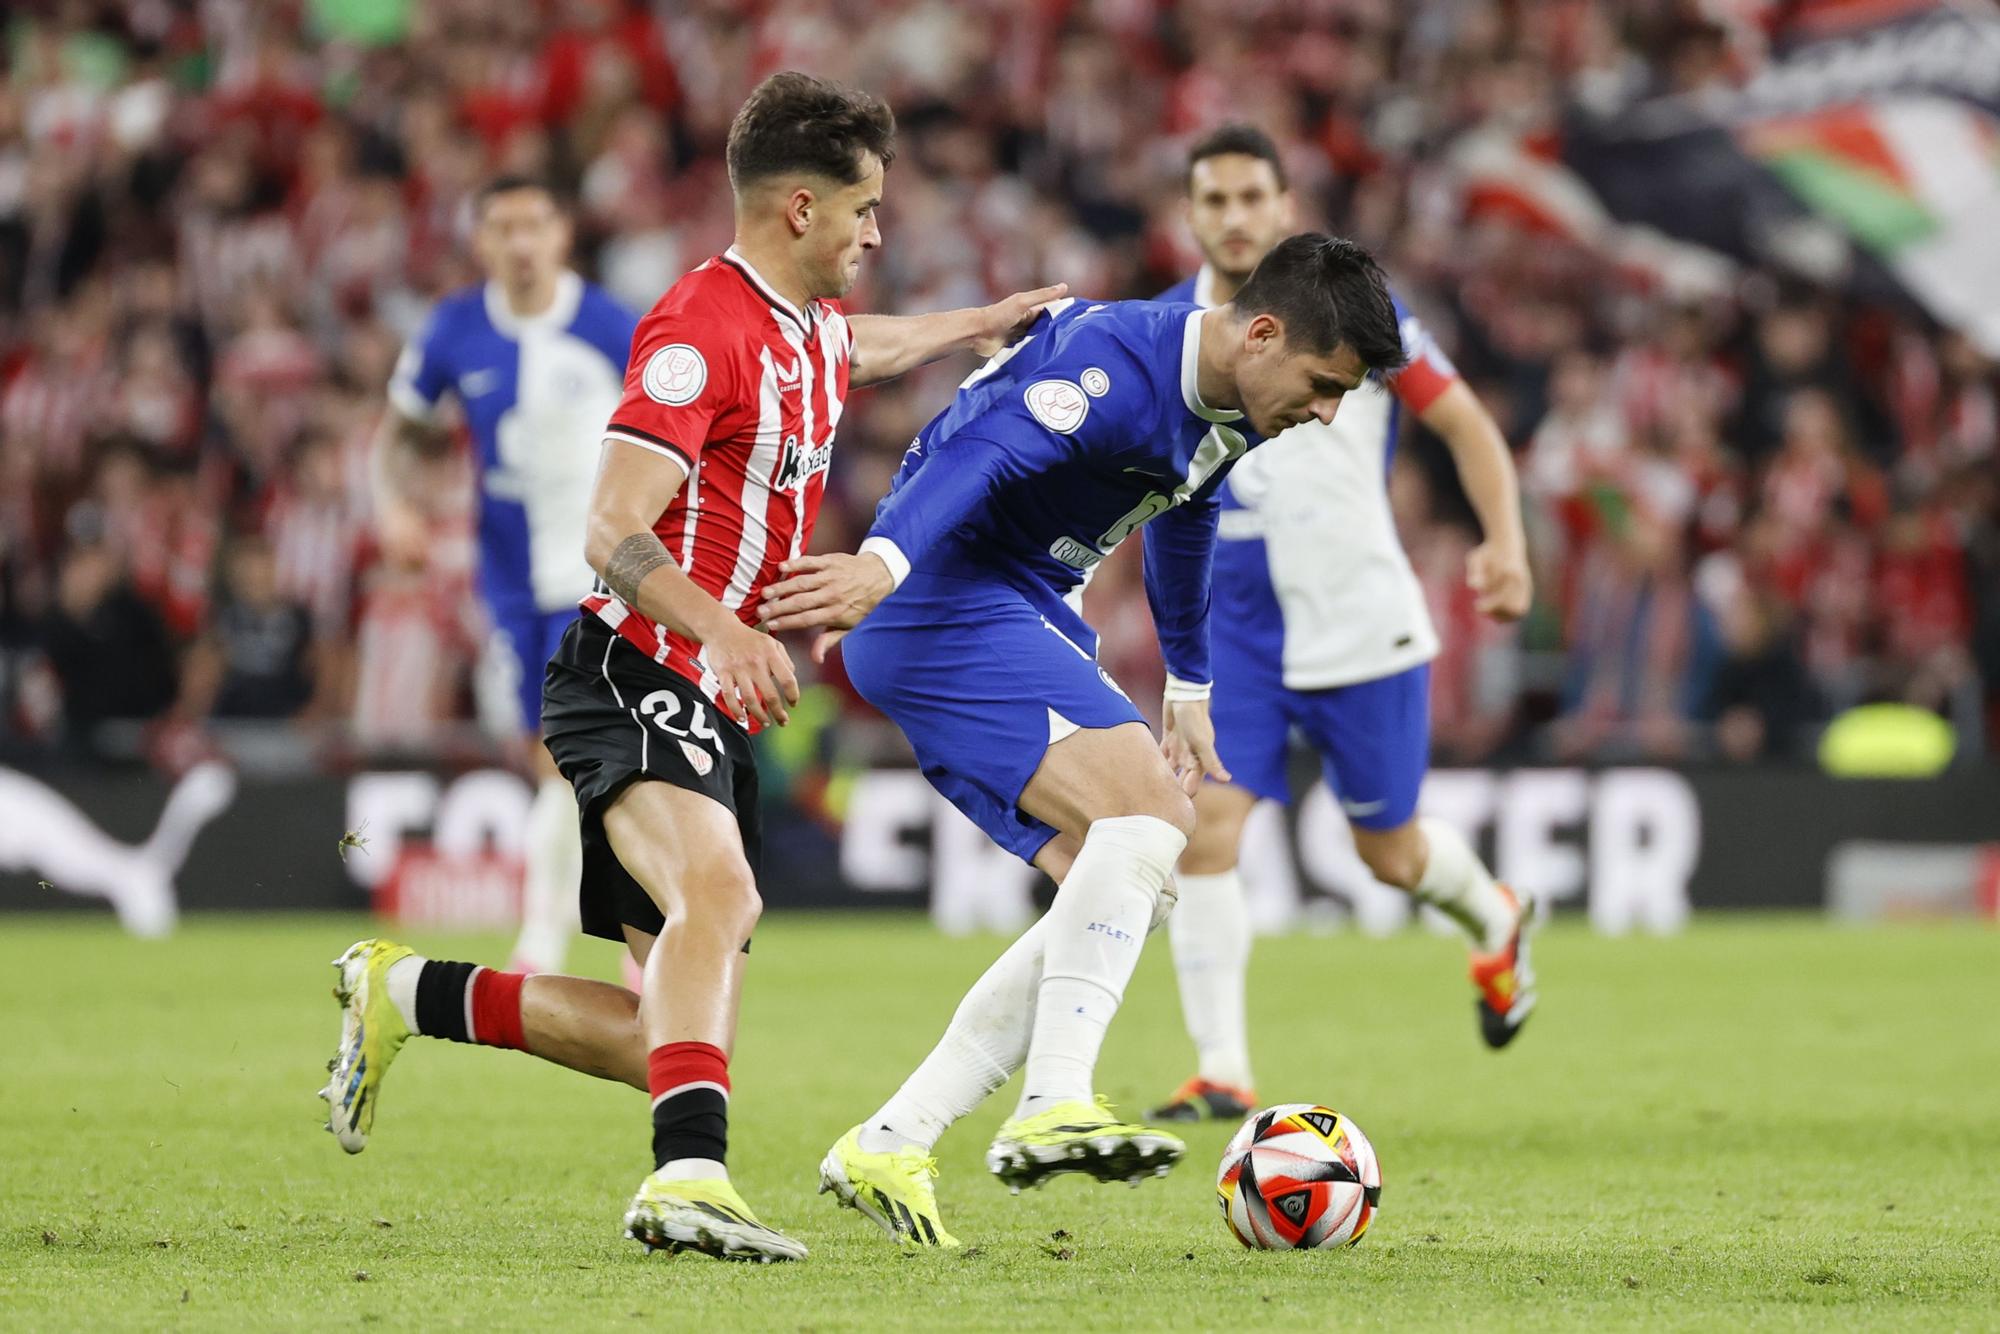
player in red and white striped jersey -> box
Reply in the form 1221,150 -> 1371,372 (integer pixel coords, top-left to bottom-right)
317,72 -> 1064,1264
578,240 -> 857,711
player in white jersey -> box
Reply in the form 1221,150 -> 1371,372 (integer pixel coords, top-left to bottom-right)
375,177 -> 638,979
1147,127 -> 1540,1123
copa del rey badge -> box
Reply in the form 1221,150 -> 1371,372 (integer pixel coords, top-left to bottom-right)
1024,379 -> 1089,434
643,343 -> 707,406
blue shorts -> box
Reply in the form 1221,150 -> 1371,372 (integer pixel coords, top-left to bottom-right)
1209,628 -> 1430,830
489,605 -> 577,733
841,571 -> 1144,864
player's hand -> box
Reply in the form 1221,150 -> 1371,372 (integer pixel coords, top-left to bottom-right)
1162,698 -> 1232,797
1467,540 -> 1532,621
760,553 -> 894,633
703,618 -> 800,729
969,282 -> 1070,358
810,628 -> 847,665
376,499 -> 431,571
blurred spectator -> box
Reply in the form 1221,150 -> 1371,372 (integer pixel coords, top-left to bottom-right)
1554,506 -> 1695,762
1700,588 -> 1821,763
174,536 -> 323,722
264,431 -> 361,638
1394,453 -> 1520,762
1733,300 -> 1866,465
0,0 -> 1989,772
40,536 -> 178,752
1873,506 -> 1977,726
351,450 -> 480,749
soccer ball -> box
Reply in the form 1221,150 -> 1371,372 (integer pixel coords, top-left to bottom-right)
1216,1104 -> 1382,1250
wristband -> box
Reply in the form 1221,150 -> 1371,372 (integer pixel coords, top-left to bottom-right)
857,536 -> 911,590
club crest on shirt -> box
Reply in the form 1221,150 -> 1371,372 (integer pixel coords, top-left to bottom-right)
1024,379 -> 1089,434
643,343 -> 707,406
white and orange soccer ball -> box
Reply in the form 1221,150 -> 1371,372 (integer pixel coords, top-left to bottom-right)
1216,1104 -> 1382,1250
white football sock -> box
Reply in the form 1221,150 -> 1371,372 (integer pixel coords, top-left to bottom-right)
1167,868 -> 1254,1090
384,954 -> 424,1032
858,917 -> 1048,1155
1015,815 -> 1186,1118
511,776 -> 581,973
657,1157 -> 728,1182
1412,817 -> 1515,952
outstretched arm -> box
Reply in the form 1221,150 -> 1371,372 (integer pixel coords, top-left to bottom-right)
847,283 -> 1069,387
1419,381 -> 1532,620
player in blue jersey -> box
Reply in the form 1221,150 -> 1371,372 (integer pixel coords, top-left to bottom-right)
759,234 -> 1407,1248
1146,127 -> 1538,1126
375,176 -> 638,977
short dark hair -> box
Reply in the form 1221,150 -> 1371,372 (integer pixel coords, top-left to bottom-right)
1187,124 -> 1287,193
726,71 -> 896,191
474,175 -> 560,216
1232,233 -> 1406,370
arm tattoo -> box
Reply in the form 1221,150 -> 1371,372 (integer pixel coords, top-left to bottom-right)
604,532 -> 673,607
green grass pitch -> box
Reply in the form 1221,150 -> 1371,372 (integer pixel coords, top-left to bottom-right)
4,912 -> 1996,1330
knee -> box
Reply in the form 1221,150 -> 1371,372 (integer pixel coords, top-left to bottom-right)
670,856 -> 762,937
1143,787 -> 1198,844
1355,827 -> 1425,890
1100,758 -> 1196,840
715,869 -> 764,935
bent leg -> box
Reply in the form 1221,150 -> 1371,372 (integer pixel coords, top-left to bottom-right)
1354,816 -> 1516,953
830,593 -> 1184,1197
519,972 -> 645,1089
596,775 -> 768,1207
1011,723 -> 1191,1116
600,780 -> 760,1055
1349,818 -> 1429,892
374,951 -> 644,1086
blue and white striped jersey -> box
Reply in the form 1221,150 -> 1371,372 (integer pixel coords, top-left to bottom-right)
389,272 -> 638,616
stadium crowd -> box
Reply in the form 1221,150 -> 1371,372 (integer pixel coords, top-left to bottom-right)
2,0 -> 1996,772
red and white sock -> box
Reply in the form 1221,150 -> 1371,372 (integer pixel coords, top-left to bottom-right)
385,956 -> 528,1050
647,1040 -> 730,1178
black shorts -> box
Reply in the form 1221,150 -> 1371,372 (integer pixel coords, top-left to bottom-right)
541,614 -> 761,942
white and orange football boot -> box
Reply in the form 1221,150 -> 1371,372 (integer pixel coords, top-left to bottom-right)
1469,884 -> 1538,1048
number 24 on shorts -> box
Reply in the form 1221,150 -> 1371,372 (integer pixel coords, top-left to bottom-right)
639,690 -> 719,750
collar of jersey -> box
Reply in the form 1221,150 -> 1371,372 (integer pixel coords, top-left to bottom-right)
1179,309 -> 1243,424
1191,264 -> 1221,311
483,270 -> 583,338
722,246 -> 814,334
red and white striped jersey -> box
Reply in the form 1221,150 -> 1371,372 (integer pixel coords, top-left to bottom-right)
585,247 -> 851,725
